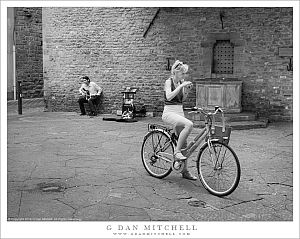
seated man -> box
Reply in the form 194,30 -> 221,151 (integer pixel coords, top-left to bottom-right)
78,76 -> 102,116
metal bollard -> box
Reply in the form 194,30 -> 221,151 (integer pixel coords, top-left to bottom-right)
17,81 -> 22,115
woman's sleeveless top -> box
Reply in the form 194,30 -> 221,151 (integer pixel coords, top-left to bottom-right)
164,78 -> 183,105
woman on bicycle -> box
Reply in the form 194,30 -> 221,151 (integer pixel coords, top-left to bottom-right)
162,60 -> 197,180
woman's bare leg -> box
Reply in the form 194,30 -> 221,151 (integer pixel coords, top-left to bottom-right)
174,120 -> 197,180
174,120 -> 193,154
174,125 -> 187,149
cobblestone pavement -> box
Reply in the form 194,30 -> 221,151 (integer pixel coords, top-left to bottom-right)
6,109 -> 294,224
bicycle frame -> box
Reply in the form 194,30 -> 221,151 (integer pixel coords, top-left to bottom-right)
149,106 -> 226,166
181,127 -> 207,157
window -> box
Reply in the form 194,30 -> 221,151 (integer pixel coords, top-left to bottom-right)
212,40 -> 234,74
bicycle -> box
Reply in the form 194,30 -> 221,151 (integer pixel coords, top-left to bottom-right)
141,106 -> 241,197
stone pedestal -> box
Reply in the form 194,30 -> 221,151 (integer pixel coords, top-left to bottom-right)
196,78 -> 242,113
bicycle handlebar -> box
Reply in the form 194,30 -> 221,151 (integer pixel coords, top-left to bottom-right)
185,106 -> 224,116
185,106 -> 226,132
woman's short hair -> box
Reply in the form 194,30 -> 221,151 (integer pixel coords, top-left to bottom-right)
171,60 -> 189,75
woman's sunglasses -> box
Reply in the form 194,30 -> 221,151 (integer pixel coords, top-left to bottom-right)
174,62 -> 183,70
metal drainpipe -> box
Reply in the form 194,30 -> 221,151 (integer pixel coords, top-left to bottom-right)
13,45 -> 16,100
13,7 -> 16,100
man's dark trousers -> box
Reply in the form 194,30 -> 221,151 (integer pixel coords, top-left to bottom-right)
78,95 -> 100,115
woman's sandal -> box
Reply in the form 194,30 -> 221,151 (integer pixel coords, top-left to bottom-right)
182,171 -> 197,181
174,152 -> 187,161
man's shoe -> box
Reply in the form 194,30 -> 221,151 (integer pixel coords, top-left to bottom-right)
80,113 -> 86,116
182,171 -> 197,181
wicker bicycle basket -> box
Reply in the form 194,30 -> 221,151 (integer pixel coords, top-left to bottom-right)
211,125 -> 232,145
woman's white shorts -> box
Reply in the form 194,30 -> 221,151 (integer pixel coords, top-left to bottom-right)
162,104 -> 192,127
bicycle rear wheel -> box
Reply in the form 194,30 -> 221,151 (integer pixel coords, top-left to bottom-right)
197,141 -> 240,196
141,130 -> 174,179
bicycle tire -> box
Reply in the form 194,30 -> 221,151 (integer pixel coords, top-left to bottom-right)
141,130 -> 174,179
196,141 -> 241,197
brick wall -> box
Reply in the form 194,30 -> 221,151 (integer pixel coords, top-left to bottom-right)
15,7 -> 43,98
43,7 -> 293,121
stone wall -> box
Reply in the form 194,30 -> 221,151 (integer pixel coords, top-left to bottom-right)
15,7 -> 43,98
42,7 -> 293,121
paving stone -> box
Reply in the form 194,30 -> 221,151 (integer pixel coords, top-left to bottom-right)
7,191 -> 22,218
74,204 -> 111,220
190,208 -> 243,221
224,201 -> 282,221
145,208 -> 194,221
18,191 -> 74,220
30,166 -> 76,179
62,185 -> 109,208
108,205 -> 150,221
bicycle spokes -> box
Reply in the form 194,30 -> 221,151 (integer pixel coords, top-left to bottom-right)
208,141 -> 229,169
151,132 -> 172,153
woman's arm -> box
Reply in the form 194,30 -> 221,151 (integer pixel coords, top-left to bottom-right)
165,79 -> 192,101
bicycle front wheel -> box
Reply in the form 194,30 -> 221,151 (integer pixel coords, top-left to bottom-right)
141,130 -> 174,179
197,141 -> 240,197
